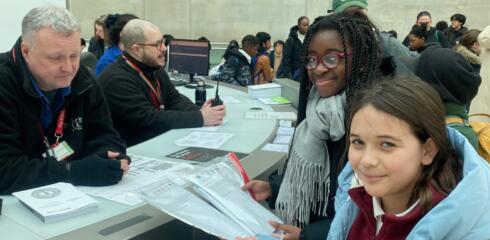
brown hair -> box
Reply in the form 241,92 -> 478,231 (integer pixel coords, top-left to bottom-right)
93,15 -> 106,40
461,29 -> 482,50
346,76 -> 462,213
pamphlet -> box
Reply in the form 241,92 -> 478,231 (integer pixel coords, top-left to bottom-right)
13,182 -> 98,223
139,160 -> 283,239
166,147 -> 248,163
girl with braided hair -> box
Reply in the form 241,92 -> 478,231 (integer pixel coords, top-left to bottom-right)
239,11 -> 382,240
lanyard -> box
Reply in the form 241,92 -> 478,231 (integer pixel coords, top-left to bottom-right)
39,108 -> 66,148
123,56 -> 164,110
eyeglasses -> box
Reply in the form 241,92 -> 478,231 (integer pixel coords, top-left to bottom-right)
137,39 -> 165,51
305,51 -> 352,70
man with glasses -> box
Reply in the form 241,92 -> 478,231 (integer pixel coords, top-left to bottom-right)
98,19 -> 226,147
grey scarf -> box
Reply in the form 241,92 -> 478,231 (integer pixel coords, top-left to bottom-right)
276,87 -> 346,226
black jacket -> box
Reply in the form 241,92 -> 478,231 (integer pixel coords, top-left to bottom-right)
268,137 -> 346,240
98,54 -> 203,147
219,48 -> 252,86
446,26 -> 468,48
277,26 -> 303,80
0,39 -> 126,194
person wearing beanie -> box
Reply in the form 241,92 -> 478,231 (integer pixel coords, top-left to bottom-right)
332,0 -> 367,14
330,0 -> 419,77
416,45 -> 481,148
470,26 -> 490,115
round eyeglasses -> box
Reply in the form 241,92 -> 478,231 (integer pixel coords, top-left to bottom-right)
305,51 -> 352,70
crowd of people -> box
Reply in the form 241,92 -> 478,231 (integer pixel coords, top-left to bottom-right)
1,1 -> 490,239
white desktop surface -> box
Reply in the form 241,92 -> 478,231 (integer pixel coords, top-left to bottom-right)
0,215 -> 43,240
1,83 -> 289,240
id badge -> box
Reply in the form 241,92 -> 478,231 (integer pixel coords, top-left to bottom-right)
52,141 -> 74,161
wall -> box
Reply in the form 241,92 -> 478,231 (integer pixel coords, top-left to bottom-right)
0,0 -> 66,52
68,0 -> 490,44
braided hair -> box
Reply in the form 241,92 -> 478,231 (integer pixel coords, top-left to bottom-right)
297,11 -> 382,123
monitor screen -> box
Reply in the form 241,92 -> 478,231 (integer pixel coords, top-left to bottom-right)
168,39 -> 210,76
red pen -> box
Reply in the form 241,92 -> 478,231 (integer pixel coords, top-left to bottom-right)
228,152 -> 256,200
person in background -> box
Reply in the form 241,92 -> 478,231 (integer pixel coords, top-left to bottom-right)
408,25 -> 434,53
239,11 -> 382,240
454,29 -> 482,72
277,16 -> 310,81
254,32 -> 273,84
198,36 -> 211,51
98,19 -> 226,147
470,26 -> 490,114
95,13 -> 138,76
416,45 -> 481,148
446,13 -> 468,48
88,15 -> 106,59
163,34 -> 174,47
402,11 -> 450,48
80,38 -> 86,52
435,20 -> 449,32
331,0 -> 419,77
269,40 -> 285,79
221,39 -> 240,64
219,35 -> 259,86
328,76 -> 490,239
0,5 -> 130,194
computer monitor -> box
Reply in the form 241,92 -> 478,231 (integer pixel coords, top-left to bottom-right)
167,39 -> 210,84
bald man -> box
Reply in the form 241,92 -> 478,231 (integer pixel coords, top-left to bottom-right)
98,19 -> 226,147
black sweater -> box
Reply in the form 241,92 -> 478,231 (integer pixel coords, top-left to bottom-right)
0,39 -> 126,194
98,54 -> 203,147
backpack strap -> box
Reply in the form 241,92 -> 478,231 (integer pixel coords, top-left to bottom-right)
446,116 -> 470,127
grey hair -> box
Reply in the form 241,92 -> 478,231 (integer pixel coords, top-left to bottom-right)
22,5 -> 81,44
120,19 -> 158,51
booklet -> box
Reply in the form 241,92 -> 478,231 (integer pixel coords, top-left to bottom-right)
165,147 -> 248,163
12,182 -> 98,223
257,97 -> 291,105
138,159 -> 282,239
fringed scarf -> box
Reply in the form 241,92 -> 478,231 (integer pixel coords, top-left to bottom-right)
276,87 -> 346,226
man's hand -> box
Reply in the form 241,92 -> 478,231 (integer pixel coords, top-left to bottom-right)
270,220 -> 302,240
200,99 -> 226,126
241,180 -> 272,201
107,151 -> 130,174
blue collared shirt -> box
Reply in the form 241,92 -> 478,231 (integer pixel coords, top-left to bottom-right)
28,73 -> 71,130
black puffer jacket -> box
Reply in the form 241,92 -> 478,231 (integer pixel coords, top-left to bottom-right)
0,39 -> 127,194
277,26 -> 304,80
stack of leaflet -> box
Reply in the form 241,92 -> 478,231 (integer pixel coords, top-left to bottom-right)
13,182 -> 98,223
138,160 -> 282,239
247,83 -> 282,99
261,120 -> 295,153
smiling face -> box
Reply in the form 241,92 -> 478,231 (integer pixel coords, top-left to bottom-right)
21,27 -> 81,91
348,104 -> 435,210
307,30 -> 351,97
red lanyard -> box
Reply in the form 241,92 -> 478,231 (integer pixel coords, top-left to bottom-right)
123,56 -> 164,110
39,108 -> 66,148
